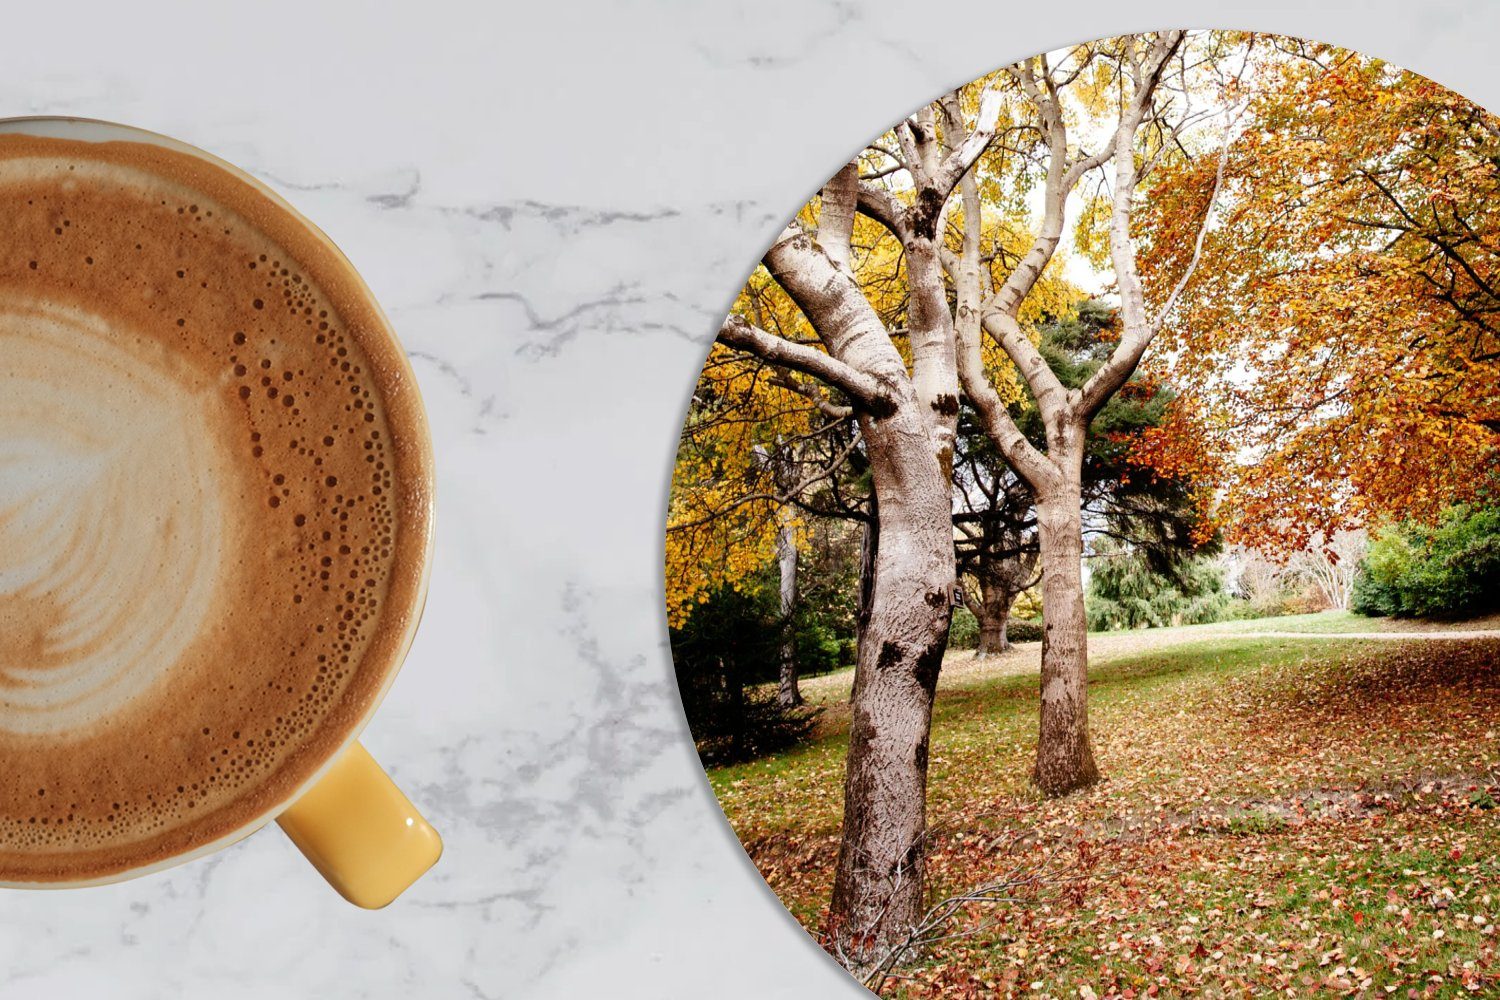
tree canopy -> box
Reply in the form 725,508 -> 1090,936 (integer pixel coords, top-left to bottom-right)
1136,36 -> 1500,551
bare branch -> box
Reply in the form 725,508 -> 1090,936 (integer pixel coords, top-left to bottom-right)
980,309 -> 1073,423
988,123 -> 1111,320
854,847 -> 1109,992
1077,30 -> 1187,419
717,314 -> 895,413
936,90 -> 968,155
937,109 -> 1061,491
960,364 -> 1060,491
952,161 -> 1059,491
976,65 -> 1073,414
894,116 -> 926,184
929,86 -> 1004,199
820,161 -> 860,271
667,433 -> 863,533
771,369 -> 853,419
856,182 -> 910,241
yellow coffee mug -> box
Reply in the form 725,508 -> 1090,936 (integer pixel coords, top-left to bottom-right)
0,116 -> 440,908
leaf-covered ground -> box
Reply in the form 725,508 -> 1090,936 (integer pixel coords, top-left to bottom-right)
709,630 -> 1500,997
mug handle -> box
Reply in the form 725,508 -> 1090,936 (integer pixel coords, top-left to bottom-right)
276,741 -> 442,908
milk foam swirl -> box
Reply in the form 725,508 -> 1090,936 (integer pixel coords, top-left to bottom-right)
0,298 -> 227,735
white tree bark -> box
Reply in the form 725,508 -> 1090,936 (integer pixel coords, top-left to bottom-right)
958,32 -> 1186,796
776,511 -> 802,707
1292,529 -> 1367,610
721,209 -> 957,969
709,32 -> 1209,961
861,87 -> 1005,477
734,96 -> 1004,964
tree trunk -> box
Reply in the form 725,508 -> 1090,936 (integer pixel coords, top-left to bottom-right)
827,419 -> 954,972
904,239 -> 960,476
854,498 -> 878,679
721,655 -> 749,762
973,575 -> 1015,659
1032,478 -> 1099,796
776,516 -> 802,708
744,181 -> 974,971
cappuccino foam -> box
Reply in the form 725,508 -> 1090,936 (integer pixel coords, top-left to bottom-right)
0,134 -> 431,883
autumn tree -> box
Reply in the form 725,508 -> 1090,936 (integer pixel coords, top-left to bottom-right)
1138,37 -> 1500,554
943,32 -> 1229,796
705,30 -> 1231,965
715,120 -> 1002,968
953,303 -> 1206,656
666,270 -> 871,706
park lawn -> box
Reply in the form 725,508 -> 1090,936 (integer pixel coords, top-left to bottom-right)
792,612 -> 1500,706
1217,609 -> 1383,634
1211,610 -> 1500,636
708,636 -> 1500,997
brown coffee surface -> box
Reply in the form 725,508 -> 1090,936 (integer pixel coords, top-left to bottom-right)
0,133 -> 431,883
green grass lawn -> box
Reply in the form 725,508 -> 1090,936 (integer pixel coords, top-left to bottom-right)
1206,609 -> 1376,633
1211,609 -> 1500,635
791,611 -> 1500,706
710,634 -> 1500,997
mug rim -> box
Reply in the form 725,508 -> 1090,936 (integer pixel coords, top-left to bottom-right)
0,115 -> 437,890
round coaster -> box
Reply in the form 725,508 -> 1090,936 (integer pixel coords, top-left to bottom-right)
664,29 -> 1500,994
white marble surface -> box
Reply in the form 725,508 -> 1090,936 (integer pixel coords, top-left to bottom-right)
1,2 -> 1498,996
